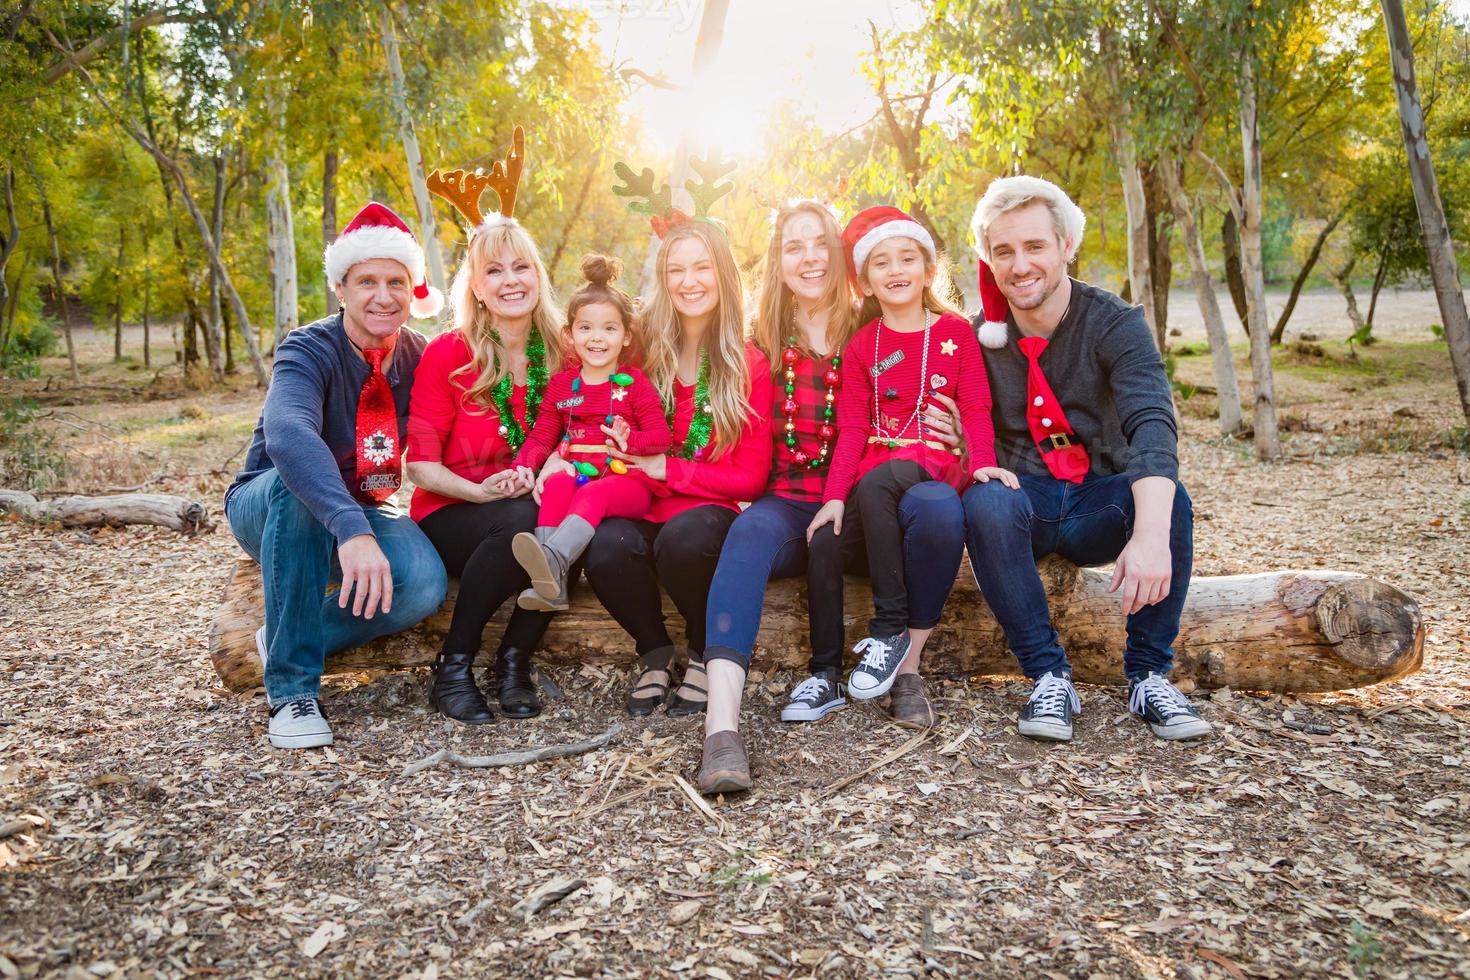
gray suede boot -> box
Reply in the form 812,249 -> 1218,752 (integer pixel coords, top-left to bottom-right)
513,516 -> 595,611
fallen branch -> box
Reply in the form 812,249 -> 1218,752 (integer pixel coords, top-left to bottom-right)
400,723 -> 624,776
819,727 -> 935,800
510,876 -> 586,920
0,489 -> 211,533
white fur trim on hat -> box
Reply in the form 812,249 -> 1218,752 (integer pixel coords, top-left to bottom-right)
852,220 -> 935,279
977,320 -> 1008,349
410,285 -> 445,320
323,225 -> 425,288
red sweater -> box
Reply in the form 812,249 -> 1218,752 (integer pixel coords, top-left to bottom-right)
514,365 -> 670,474
824,312 -> 996,503
648,343 -> 774,523
406,329 -> 531,523
766,350 -> 841,502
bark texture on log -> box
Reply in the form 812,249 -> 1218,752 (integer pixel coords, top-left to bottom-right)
208,556 -> 1423,695
0,490 -> 211,533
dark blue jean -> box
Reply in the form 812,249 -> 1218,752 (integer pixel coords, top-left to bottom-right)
226,469 -> 448,705
703,480 -> 966,673
962,473 -> 1193,680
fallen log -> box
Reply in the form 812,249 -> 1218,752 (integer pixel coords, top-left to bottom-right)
0,489 -> 211,533
207,556 -> 1423,694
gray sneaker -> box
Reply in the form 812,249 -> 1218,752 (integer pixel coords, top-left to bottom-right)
267,698 -> 333,749
847,631 -> 911,700
781,671 -> 846,722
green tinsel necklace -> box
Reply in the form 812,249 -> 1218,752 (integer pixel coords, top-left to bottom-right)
489,328 -> 548,452
668,352 -> 714,461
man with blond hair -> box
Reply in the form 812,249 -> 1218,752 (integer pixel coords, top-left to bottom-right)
962,175 -> 1211,744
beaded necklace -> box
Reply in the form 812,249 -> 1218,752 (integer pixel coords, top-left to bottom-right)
668,353 -> 714,461
871,310 -> 936,448
489,328 -> 548,452
779,327 -> 842,469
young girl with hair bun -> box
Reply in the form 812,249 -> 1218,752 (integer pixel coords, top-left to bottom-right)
509,254 -> 671,612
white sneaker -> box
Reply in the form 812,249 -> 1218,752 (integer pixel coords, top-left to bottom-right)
267,698 -> 333,749
255,625 -> 268,666
781,672 -> 846,722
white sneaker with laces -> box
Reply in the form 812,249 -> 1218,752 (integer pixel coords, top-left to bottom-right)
267,698 -> 333,749
780,672 -> 846,722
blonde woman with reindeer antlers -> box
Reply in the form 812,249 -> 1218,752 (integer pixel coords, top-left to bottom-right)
405,128 -> 567,726
576,159 -> 773,779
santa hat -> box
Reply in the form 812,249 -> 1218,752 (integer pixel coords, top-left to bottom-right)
977,258 -> 1010,348
842,206 -> 936,286
323,202 -> 444,320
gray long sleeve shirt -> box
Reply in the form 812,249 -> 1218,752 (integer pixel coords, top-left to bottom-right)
225,312 -> 430,543
971,279 -> 1178,483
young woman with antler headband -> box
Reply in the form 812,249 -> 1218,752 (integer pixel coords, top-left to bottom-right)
405,128 -> 567,725
574,157 -> 774,733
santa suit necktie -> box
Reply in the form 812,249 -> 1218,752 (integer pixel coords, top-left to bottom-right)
1016,335 -> 1090,483
355,344 -> 402,503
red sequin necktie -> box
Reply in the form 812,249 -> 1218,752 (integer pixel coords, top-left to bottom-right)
355,346 -> 402,503
1016,335 -> 1090,483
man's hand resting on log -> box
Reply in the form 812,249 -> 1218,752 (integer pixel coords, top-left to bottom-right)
1110,476 -> 1175,616
338,533 -> 393,619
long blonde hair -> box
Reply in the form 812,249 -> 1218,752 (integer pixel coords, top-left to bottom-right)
448,221 -> 564,411
754,201 -> 858,368
641,222 -> 750,458
856,243 -> 964,326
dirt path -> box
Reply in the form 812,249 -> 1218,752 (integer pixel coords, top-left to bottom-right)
1,340 -> 1467,978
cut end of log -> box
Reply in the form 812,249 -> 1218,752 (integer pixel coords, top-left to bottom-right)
1314,578 -> 1425,677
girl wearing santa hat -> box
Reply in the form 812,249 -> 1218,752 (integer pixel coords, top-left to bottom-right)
405,216 -> 566,726
807,206 -> 1018,723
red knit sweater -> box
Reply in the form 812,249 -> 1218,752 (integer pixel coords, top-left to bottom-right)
824,312 -> 996,503
648,343 -> 774,523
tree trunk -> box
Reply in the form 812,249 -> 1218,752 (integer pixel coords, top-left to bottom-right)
547,156 -> 600,282
1381,0 -> 1470,425
208,556 -> 1424,695
1114,131 -> 1159,348
0,165 -> 18,358
1366,244 -> 1389,328
1237,46 -> 1281,460
1160,157 -> 1244,435
0,489 -> 210,532
208,151 -> 226,370
378,2 -> 445,293
142,229 -> 151,368
265,101 -> 299,350
1333,256 -> 1365,332
1144,164 -> 1173,343
28,159 -> 80,383
113,224 -> 125,361
1221,209 -> 1250,329
1270,213 -> 1343,344
322,140 -> 338,316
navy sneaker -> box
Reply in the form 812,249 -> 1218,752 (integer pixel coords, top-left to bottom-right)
1017,671 -> 1080,742
847,631 -> 911,700
1128,672 -> 1213,740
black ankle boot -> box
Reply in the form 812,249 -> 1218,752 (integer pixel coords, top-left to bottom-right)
495,646 -> 542,719
429,651 -> 495,725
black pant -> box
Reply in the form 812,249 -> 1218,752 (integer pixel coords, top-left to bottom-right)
583,505 -> 739,659
418,497 -> 554,660
845,459 -> 955,636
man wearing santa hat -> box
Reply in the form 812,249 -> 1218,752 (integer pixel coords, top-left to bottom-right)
962,176 -> 1211,744
225,202 -> 449,749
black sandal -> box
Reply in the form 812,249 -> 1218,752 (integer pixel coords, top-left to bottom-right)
627,646 -> 677,717
666,657 -> 708,717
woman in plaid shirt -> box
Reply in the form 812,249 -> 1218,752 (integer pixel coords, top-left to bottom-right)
696,201 -> 965,796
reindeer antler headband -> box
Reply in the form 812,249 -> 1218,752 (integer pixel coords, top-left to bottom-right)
612,150 -> 737,238
427,126 -> 526,232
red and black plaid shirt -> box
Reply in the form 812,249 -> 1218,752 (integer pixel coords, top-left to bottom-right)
766,352 -> 839,502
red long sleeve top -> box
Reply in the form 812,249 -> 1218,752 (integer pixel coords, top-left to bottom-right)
823,312 -> 996,503
406,330 -> 533,523
513,365 -> 670,474
647,343 -> 774,523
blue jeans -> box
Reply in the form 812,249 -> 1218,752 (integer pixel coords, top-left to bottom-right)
962,473 -> 1193,680
703,482 -> 966,673
226,469 -> 448,705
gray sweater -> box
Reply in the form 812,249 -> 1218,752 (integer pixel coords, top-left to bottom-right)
972,279 -> 1178,483
226,312 -> 430,543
